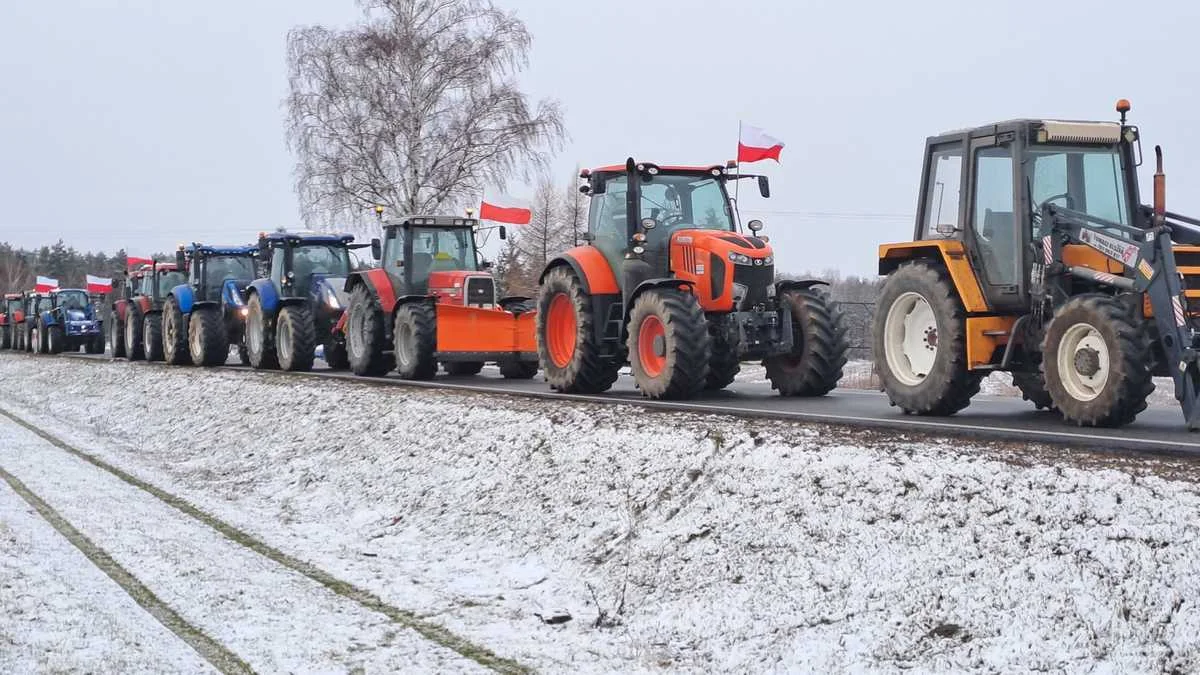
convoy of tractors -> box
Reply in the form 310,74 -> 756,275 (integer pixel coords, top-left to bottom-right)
8,101 -> 1200,431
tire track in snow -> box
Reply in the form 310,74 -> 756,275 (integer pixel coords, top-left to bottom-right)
0,467 -> 252,675
0,406 -> 532,675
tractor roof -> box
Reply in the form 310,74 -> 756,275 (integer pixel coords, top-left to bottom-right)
383,215 -> 479,229
932,119 -> 1122,145
261,230 -> 355,244
134,262 -> 179,273
586,162 -> 733,176
186,244 -> 257,256
50,288 -> 87,294
4,293 -> 21,300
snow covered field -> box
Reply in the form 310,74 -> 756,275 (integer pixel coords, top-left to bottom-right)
2,354 -> 1200,672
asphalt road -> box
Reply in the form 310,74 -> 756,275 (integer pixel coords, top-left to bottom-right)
59,351 -> 1200,456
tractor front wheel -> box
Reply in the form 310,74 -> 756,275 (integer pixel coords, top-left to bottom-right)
163,297 -> 191,366
1043,295 -> 1154,427
705,318 -> 741,391
765,285 -> 848,396
626,289 -> 710,400
873,262 -> 981,415
47,323 -> 65,354
125,311 -> 144,361
246,295 -> 278,370
110,316 -> 126,358
535,265 -> 619,394
393,302 -> 438,380
143,313 -> 164,362
189,306 -> 228,367
346,285 -> 389,376
276,305 -> 316,372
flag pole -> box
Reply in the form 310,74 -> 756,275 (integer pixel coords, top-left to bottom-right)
734,120 -> 743,232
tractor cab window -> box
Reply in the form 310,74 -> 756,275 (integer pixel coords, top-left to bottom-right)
139,273 -> 155,296
383,227 -> 406,276
971,146 -> 1018,286
410,227 -> 477,282
639,174 -> 734,234
271,246 -> 287,285
157,270 -> 186,299
1028,147 -> 1129,230
203,256 -> 254,293
36,297 -> 52,314
291,244 -> 350,285
922,145 -> 963,239
5,299 -> 18,315
55,290 -> 88,310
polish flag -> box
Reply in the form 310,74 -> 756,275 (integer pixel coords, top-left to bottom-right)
35,276 -> 59,293
86,274 -> 113,294
480,194 -> 533,225
127,256 -> 154,270
737,124 -> 785,164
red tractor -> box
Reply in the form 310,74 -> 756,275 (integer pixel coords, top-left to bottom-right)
342,213 -> 538,378
536,159 -> 847,399
110,262 -> 187,361
0,292 -> 23,350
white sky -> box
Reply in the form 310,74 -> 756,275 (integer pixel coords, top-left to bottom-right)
2,0 -> 1198,276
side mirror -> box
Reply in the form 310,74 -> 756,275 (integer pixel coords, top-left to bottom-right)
175,250 -> 186,270
370,238 -> 382,261
499,226 -> 507,240
581,232 -> 596,243
481,260 -> 494,271
935,223 -> 958,237
748,219 -> 764,233
757,176 -> 771,198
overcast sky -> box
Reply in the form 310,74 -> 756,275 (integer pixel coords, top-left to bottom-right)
2,0 -> 1199,276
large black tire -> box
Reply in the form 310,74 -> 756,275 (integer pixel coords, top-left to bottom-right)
85,333 -> 104,354
535,265 -> 620,394
24,323 -> 35,353
706,318 -> 741,391
0,325 -> 9,350
276,304 -> 316,372
189,306 -> 228,367
46,324 -> 64,355
499,360 -> 539,379
765,285 -> 849,397
346,285 -> 390,376
1042,295 -> 1154,427
143,313 -> 164,362
110,314 -> 126,358
162,297 -> 191,366
246,294 -> 278,370
873,262 -> 983,416
444,361 -> 484,376
125,310 -> 144,361
1012,371 -> 1055,411
324,340 -> 350,370
238,344 -> 250,366
393,302 -> 438,380
626,289 -> 710,400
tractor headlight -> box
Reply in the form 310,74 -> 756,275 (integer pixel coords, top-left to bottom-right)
728,252 -> 752,265
763,255 -> 774,265
323,286 -> 341,309
238,307 -> 249,317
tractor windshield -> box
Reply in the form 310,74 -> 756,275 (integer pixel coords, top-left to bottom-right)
292,244 -> 350,282
595,173 -> 735,239
7,299 -> 22,315
204,255 -> 255,291
156,270 -> 186,299
411,227 -> 477,280
54,290 -> 88,310
1027,146 -> 1130,228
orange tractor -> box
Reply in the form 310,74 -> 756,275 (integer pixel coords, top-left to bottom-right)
341,213 -> 538,379
536,159 -> 847,399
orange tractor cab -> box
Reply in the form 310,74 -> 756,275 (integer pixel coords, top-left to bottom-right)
536,159 -> 848,399
0,292 -> 22,349
341,214 -> 538,379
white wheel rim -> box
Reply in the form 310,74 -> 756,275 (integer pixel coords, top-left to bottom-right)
396,320 -> 414,369
247,308 -> 262,354
1057,322 -> 1110,402
189,316 -> 202,356
883,291 -> 938,386
277,315 -> 292,364
125,318 -> 134,349
349,302 -> 366,357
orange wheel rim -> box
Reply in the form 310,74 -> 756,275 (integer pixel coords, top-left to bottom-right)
546,293 -> 577,368
637,315 -> 667,377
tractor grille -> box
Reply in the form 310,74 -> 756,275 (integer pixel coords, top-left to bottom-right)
466,276 -> 495,307
733,263 -> 774,310
709,253 -> 726,303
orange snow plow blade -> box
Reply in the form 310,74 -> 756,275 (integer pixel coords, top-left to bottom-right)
434,304 -> 537,358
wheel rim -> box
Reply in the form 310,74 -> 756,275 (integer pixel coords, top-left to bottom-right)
277,314 -> 292,364
1057,322 -> 1110,402
247,307 -> 262,355
165,311 -> 177,352
545,293 -> 577,368
32,327 -> 39,353
637,314 -> 667,378
395,319 -> 415,369
189,315 -> 202,357
883,291 -> 938,386
125,317 -> 134,350
349,302 -> 366,357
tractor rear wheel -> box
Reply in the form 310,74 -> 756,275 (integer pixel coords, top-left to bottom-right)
246,294 -> 278,369
873,262 -> 982,415
125,311 -> 144,360
143,313 -> 164,362
162,297 -> 191,366
31,323 -> 42,354
346,285 -> 389,376
0,326 -> 9,350
706,318 -> 741,391
1043,295 -> 1154,427
500,360 -> 539,379
110,315 -> 126,358
1012,370 -> 1055,411
627,289 -> 710,400
765,285 -> 848,396
276,305 -> 316,372
444,361 -> 484,376
393,302 -> 438,380
536,265 -> 620,394
189,306 -> 228,367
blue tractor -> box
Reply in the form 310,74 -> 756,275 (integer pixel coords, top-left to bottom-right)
161,243 -> 259,367
31,288 -> 104,354
244,231 -> 360,371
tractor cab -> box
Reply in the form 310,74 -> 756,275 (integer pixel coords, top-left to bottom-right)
2,293 -> 21,323
135,263 -> 186,303
371,214 -> 494,306
177,244 -> 257,304
581,160 -> 774,312
258,231 -> 354,303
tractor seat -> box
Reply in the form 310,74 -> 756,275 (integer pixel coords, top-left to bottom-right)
411,252 -> 433,281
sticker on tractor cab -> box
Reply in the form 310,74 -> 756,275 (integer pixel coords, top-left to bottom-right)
1080,229 -> 1140,265
1138,259 -> 1155,280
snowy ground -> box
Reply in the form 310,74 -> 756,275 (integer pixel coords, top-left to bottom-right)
2,354 -> 1200,672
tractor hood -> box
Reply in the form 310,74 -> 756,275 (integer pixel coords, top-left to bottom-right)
222,279 -> 249,307
65,309 -> 89,322
670,229 -> 774,265
668,229 -> 776,311
311,274 -> 350,311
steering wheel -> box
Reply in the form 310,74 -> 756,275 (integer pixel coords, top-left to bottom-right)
659,212 -> 686,227
1038,192 -> 1076,211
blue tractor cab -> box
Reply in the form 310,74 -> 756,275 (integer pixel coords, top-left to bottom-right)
244,230 -> 363,371
31,288 -> 104,354
161,243 -> 259,367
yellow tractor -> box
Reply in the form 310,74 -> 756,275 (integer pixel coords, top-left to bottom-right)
874,100 -> 1200,429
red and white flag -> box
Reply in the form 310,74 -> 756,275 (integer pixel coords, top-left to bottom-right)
737,124 -> 785,164
35,276 -> 59,293
86,274 -> 113,294
480,194 -> 533,225
127,255 -> 154,270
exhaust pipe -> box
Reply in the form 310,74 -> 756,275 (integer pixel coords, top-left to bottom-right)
1154,145 -> 1166,225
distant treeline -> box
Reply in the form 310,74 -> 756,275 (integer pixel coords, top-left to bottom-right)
0,240 -> 169,293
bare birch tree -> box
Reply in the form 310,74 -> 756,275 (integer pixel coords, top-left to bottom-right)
561,165 -> 587,247
286,0 -> 566,232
